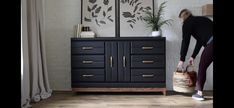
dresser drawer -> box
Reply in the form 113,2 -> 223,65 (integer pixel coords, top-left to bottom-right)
131,41 -> 164,54
71,55 -> 104,68
72,69 -> 105,82
131,69 -> 165,82
71,41 -> 104,54
131,55 -> 165,68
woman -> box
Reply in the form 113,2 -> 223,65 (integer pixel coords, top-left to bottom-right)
177,9 -> 213,101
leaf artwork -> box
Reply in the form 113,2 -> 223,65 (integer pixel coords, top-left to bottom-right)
121,0 -> 154,29
84,0 -> 114,27
85,17 -> 91,22
95,6 -> 101,13
122,12 -> 135,18
92,4 -> 98,10
100,20 -> 106,24
127,20 -> 133,23
92,12 -> 97,18
108,18 -> 113,22
135,0 -> 139,4
88,6 -> 91,12
139,7 -> 143,11
103,0 -> 109,5
133,5 -> 138,13
135,2 -> 142,7
131,19 -> 136,22
140,16 -> 143,21
127,20 -> 136,24
95,19 -> 100,26
129,0 -> 134,6
103,11 -> 106,17
145,6 -> 152,10
89,0 -> 96,4
130,24 -> 133,29
107,6 -> 112,12
131,1 -> 135,6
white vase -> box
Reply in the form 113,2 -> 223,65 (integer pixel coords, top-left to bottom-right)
152,31 -> 160,37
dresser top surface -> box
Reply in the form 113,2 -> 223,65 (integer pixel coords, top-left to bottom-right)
71,37 -> 165,41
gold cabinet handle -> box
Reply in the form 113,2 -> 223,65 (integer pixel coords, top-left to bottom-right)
123,56 -> 126,68
142,60 -> 154,64
82,60 -> 93,64
142,46 -> 154,50
142,74 -> 154,78
110,56 -> 113,68
82,75 -> 94,77
82,47 -> 93,50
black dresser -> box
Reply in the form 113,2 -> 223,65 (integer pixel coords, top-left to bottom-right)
71,37 -> 166,95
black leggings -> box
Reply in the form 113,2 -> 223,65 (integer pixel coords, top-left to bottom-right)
196,41 -> 213,91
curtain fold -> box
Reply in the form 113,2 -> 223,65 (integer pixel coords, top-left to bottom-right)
21,0 -> 52,107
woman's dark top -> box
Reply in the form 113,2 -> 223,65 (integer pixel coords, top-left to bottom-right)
180,15 -> 213,61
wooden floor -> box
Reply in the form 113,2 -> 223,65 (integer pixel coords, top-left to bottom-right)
32,91 -> 213,108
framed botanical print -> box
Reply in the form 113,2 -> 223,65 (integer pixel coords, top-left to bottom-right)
81,0 -> 154,37
119,0 -> 154,37
81,0 -> 116,37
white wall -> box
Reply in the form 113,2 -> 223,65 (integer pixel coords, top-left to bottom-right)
44,0 -> 81,90
44,0 -> 213,91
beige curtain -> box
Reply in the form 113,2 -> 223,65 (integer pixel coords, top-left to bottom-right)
21,0 -> 52,107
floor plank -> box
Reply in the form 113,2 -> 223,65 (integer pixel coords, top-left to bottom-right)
31,91 -> 213,108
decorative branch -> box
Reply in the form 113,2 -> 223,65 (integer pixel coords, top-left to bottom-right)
121,0 -> 152,29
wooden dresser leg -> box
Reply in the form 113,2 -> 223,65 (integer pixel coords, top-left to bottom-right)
163,89 -> 167,96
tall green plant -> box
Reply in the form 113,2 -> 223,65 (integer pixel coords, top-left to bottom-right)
143,1 -> 172,31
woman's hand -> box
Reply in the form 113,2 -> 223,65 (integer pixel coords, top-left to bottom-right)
177,61 -> 184,69
189,57 -> 194,65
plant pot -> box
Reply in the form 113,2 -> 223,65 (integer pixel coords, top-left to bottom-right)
152,31 -> 160,37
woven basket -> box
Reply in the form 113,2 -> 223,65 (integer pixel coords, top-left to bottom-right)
173,65 -> 197,93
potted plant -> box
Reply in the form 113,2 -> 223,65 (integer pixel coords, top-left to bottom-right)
143,1 -> 172,37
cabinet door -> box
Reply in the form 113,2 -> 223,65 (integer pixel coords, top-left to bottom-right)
105,42 -> 118,82
118,42 -> 130,82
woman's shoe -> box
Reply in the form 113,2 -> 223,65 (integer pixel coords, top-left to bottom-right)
192,93 -> 205,101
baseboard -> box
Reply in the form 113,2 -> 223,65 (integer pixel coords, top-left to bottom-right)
52,89 -> 72,92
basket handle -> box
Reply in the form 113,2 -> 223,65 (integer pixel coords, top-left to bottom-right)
185,64 -> 195,72
176,67 -> 184,72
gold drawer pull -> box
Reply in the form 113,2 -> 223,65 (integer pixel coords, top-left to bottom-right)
82,61 -> 93,64
142,74 -> 154,78
82,75 -> 94,77
142,46 -> 154,50
142,60 -> 154,64
82,47 -> 93,50
123,56 -> 126,68
110,56 -> 113,68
